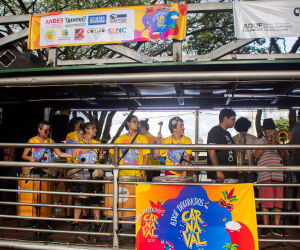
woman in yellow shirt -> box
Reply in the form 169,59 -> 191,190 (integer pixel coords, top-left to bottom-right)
65,117 -> 84,217
71,122 -> 104,231
109,115 -> 149,178
21,120 -> 72,228
154,117 -> 192,179
22,121 -> 72,167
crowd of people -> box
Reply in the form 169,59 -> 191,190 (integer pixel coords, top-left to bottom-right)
1,109 -> 300,237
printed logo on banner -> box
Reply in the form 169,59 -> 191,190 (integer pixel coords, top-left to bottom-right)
110,13 -> 127,23
45,18 -> 64,25
65,16 -> 87,27
108,27 -> 126,34
88,15 -> 107,25
45,30 -> 56,42
294,8 -> 300,16
242,23 -> 263,33
61,29 -> 68,36
74,28 -> 84,40
87,28 -> 105,34
87,28 -> 105,39
58,29 -> 71,41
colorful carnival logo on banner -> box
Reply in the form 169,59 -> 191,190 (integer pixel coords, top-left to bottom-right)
136,184 -> 258,250
28,4 -> 187,49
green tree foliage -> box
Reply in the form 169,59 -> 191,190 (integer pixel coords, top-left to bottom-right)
275,117 -> 290,131
2,0 -> 299,61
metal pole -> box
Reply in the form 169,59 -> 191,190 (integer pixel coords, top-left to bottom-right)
1,71 -> 300,87
44,107 -> 50,121
195,110 -> 199,162
113,146 -> 119,249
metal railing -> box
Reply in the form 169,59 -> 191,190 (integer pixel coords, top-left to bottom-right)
0,142 -> 299,249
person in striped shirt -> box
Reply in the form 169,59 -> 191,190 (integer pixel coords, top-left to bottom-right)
254,118 -> 289,239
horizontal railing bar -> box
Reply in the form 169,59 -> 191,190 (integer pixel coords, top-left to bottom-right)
0,214 -> 112,224
257,212 -> 300,215
258,225 -> 300,229
118,233 -> 135,237
1,176 -> 300,187
0,142 -> 299,150
0,188 -> 113,197
255,198 -> 300,201
0,201 -> 111,210
1,161 -> 300,172
0,239 -> 117,250
259,239 -> 300,243
0,176 -> 112,183
0,226 -> 113,236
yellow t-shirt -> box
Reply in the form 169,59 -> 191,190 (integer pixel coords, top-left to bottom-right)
144,132 -> 160,165
160,135 -> 192,175
75,139 -> 100,164
65,131 -> 82,163
24,137 -> 54,172
29,137 -> 54,162
109,133 -> 150,176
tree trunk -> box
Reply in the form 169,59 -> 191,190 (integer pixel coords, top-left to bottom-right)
96,111 -> 108,139
111,110 -> 136,143
256,109 -> 263,138
102,111 -> 117,142
289,108 -> 296,131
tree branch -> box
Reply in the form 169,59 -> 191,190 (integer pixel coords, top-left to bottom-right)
111,110 -> 135,143
101,111 -> 117,142
290,37 -> 300,53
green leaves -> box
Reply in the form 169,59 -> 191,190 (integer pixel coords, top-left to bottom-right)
223,243 -> 239,250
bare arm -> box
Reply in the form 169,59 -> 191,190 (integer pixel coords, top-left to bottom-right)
254,137 -> 271,159
140,154 -> 149,178
208,149 -> 224,182
53,148 -> 72,158
72,148 -> 79,163
109,153 -> 115,164
154,132 -> 163,158
22,146 -> 35,162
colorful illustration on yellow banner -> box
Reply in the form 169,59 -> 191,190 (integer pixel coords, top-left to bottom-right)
136,184 -> 258,250
129,4 -> 187,42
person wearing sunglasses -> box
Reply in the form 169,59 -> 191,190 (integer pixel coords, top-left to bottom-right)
109,115 -> 149,178
21,120 -> 72,228
70,122 -> 104,232
22,120 -> 72,167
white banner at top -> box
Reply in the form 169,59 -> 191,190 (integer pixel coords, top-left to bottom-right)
233,0 -> 300,39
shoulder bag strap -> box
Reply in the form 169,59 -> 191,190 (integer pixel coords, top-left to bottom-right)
118,133 -> 139,163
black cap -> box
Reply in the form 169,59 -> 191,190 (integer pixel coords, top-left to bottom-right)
262,118 -> 275,129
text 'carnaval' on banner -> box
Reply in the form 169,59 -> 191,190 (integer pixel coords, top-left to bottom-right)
28,4 -> 187,49
136,183 -> 259,250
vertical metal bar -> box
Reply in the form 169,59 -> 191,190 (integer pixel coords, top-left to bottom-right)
47,47 -> 58,67
172,39 -> 182,62
44,108 -> 51,121
113,146 -> 119,248
195,110 -> 199,162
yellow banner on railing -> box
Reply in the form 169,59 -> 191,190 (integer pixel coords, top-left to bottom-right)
136,183 -> 259,250
28,4 -> 187,49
